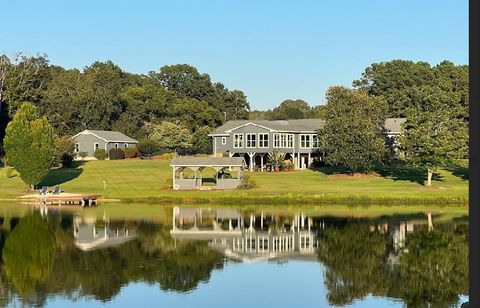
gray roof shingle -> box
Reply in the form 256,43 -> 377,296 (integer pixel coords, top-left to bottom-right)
171,156 -> 245,167
86,130 -> 137,142
211,118 -> 405,135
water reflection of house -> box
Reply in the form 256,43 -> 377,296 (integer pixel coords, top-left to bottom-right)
170,207 -> 319,263
73,216 -> 137,251
387,222 -> 414,266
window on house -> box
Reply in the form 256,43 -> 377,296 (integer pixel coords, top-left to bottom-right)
273,133 -> 294,148
312,135 -> 319,148
124,144 -> 128,148
94,143 -> 99,151
75,143 -> 79,152
300,134 -> 311,148
115,143 -> 119,148
246,133 -> 256,148
222,137 -> 226,145
233,134 -> 244,148
259,133 -> 269,148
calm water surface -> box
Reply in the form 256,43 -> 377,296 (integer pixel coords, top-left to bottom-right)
0,205 -> 469,307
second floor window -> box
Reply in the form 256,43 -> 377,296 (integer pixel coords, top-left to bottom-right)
234,134 -> 244,148
312,135 -> 319,148
300,134 -> 311,148
246,133 -> 256,148
274,133 -> 293,148
259,133 -> 269,148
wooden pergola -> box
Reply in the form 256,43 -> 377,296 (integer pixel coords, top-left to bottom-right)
170,156 -> 246,190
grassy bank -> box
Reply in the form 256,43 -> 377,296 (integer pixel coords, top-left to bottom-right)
0,159 -> 468,205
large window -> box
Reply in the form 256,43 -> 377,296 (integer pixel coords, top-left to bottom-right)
274,133 -> 294,148
312,135 -> 319,148
259,133 -> 269,148
246,133 -> 256,148
234,134 -> 244,148
300,134 -> 311,148
221,137 -> 226,145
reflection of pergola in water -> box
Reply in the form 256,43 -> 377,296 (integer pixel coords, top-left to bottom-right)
170,207 -> 319,262
170,157 -> 246,190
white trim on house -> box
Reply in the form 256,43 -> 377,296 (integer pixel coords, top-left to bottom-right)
225,122 -> 276,133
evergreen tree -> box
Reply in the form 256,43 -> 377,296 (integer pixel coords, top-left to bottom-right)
4,102 -> 55,188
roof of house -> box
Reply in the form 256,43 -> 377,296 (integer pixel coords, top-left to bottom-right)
210,118 -> 406,135
384,118 -> 406,134
73,130 -> 138,143
171,156 -> 246,167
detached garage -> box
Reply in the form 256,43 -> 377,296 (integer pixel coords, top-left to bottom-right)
72,130 -> 138,158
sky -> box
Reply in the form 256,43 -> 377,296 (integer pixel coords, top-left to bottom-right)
0,0 -> 468,110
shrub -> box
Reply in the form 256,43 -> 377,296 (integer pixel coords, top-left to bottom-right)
6,167 -> 16,178
238,174 -> 257,189
163,178 -> 173,189
54,136 -> 76,168
137,139 -> 160,157
78,151 -> 88,159
94,148 -> 108,160
158,152 -> 177,160
124,147 -> 139,158
108,148 -> 125,160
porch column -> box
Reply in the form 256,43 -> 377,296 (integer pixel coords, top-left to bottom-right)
260,154 -> 264,172
247,152 -> 255,172
308,152 -> 311,168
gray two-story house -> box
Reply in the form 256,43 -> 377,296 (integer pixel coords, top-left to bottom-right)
72,129 -> 138,158
209,118 -> 405,171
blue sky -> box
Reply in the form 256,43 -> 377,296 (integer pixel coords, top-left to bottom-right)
0,0 -> 468,110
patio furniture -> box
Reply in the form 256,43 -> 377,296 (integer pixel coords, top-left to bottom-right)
52,185 -> 61,195
39,186 -> 48,195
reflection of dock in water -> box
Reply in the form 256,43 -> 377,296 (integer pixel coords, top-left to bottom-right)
170,207 -> 319,263
73,216 -> 137,251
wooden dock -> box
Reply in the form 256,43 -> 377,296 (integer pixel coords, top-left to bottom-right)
35,194 -> 98,207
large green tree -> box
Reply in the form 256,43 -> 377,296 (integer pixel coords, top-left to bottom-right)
269,99 -> 311,120
144,121 -> 193,150
319,86 -> 388,173
4,102 -> 55,187
400,85 -> 468,186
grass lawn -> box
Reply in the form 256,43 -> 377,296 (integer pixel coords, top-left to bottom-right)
0,159 -> 469,205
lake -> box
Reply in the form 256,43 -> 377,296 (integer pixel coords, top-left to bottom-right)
0,204 -> 469,307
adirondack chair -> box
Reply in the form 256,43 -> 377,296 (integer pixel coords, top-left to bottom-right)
52,185 -> 61,195
39,186 -> 48,195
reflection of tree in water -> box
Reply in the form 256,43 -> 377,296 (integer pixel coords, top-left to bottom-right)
318,220 -> 468,307
393,225 -> 468,308
0,217 -> 224,305
318,222 -> 390,305
2,213 -> 55,296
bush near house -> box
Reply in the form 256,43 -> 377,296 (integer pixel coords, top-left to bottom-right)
78,152 -> 88,159
109,148 -> 125,160
94,149 -> 108,160
124,147 -> 139,158
137,139 -> 160,158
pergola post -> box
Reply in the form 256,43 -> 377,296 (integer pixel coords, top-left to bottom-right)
172,167 -> 177,189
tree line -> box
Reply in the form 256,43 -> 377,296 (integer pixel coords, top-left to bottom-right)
0,54 -> 469,187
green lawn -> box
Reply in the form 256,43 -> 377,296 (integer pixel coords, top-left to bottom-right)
0,159 -> 469,205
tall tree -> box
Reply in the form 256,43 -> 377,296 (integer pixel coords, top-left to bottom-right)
319,86 -> 388,173
400,86 -> 468,186
3,102 -> 55,188
144,121 -> 193,150
270,99 -> 311,120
